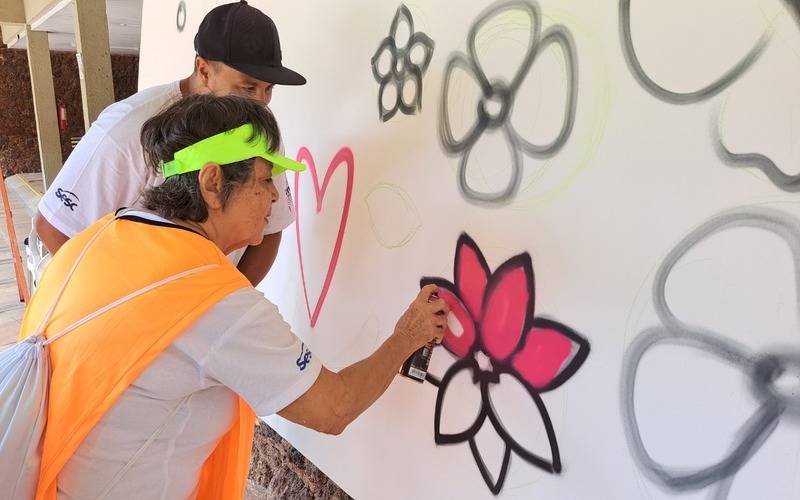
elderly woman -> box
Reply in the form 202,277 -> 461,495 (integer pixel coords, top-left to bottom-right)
20,94 -> 448,499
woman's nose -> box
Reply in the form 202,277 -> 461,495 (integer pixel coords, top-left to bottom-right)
269,181 -> 279,203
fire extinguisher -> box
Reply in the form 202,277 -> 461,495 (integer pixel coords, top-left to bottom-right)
58,101 -> 68,131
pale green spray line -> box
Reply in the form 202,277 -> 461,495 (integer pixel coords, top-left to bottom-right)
622,253 -> 721,348
793,84 -> 800,165
721,4 -> 800,166
469,13 -> 548,193
363,183 -> 423,249
629,55 -> 800,332
405,2 -> 434,39
756,0 -> 800,59
449,12 -> 536,155
622,197 -> 800,348
448,8 -> 613,211
443,7 -> 613,208
622,258 -> 660,348
625,27 -> 800,332
511,9 -> 614,212
474,16 -> 547,191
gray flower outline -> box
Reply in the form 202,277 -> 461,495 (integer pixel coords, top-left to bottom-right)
438,0 -> 578,205
621,207 -> 800,499
620,0 -> 800,192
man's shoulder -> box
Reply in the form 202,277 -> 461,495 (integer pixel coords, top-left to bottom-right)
51,81 -> 182,194
93,81 -> 182,146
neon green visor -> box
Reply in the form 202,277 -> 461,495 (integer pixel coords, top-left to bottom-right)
160,123 -> 306,178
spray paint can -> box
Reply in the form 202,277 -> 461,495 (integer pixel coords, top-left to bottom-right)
400,292 -> 440,383
400,340 -> 435,383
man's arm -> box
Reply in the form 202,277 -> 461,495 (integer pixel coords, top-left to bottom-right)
34,211 -> 69,255
237,231 -> 281,286
278,285 -> 449,435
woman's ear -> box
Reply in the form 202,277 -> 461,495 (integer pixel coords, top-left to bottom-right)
198,162 -> 225,210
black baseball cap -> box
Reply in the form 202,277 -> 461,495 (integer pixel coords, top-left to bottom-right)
194,1 -> 306,85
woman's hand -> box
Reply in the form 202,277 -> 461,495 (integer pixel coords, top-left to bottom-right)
394,284 -> 450,350
278,284 -> 451,435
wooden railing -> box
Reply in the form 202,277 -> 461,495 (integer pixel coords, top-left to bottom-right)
0,172 -> 30,303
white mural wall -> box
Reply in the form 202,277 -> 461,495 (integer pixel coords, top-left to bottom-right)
139,1 -> 800,498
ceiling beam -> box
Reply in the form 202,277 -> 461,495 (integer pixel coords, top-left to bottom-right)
28,0 -> 71,29
23,0 -> 64,23
0,0 -> 25,24
3,0 -> 72,48
1,23 -> 25,46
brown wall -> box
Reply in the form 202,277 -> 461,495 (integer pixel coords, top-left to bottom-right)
248,423 -> 351,500
0,48 -> 138,177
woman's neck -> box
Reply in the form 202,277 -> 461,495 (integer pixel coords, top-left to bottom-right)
126,208 -> 223,249
174,216 -> 242,255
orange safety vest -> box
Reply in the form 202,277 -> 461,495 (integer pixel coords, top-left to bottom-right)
19,214 -> 256,500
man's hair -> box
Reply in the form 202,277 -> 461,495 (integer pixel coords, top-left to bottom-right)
140,93 -> 281,222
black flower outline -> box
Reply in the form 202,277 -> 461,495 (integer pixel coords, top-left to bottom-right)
438,0 -> 578,205
371,5 -> 435,122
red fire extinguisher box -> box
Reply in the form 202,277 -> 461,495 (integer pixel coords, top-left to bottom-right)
58,101 -> 68,131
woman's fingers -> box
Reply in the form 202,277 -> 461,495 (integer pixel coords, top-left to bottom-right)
419,283 -> 440,303
429,297 -> 450,315
431,323 -> 445,343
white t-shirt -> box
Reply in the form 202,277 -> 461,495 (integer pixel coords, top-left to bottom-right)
56,213 -> 320,499
38,81 -> 295,265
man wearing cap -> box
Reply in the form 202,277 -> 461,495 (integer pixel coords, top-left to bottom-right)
33,0 -> 302,286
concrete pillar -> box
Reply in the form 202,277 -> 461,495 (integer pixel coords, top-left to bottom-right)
25,27 -> 63,189
72,0 -> 114,129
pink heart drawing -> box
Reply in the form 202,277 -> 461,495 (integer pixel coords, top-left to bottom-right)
294,146 -> 355,327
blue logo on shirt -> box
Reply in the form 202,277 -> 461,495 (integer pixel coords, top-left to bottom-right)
55,188 -> 80,211
296,343 -> 312,371
285,186 -> 294,212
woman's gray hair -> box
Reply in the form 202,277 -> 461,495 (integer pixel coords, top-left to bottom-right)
140,93 -> 281,222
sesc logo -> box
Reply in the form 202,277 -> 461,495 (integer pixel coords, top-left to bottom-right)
295,342 -> 312,371
55,188 -> 80,211
285,185 -> 293,212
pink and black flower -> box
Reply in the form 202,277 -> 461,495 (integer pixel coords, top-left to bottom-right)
421,233 -> 589,494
